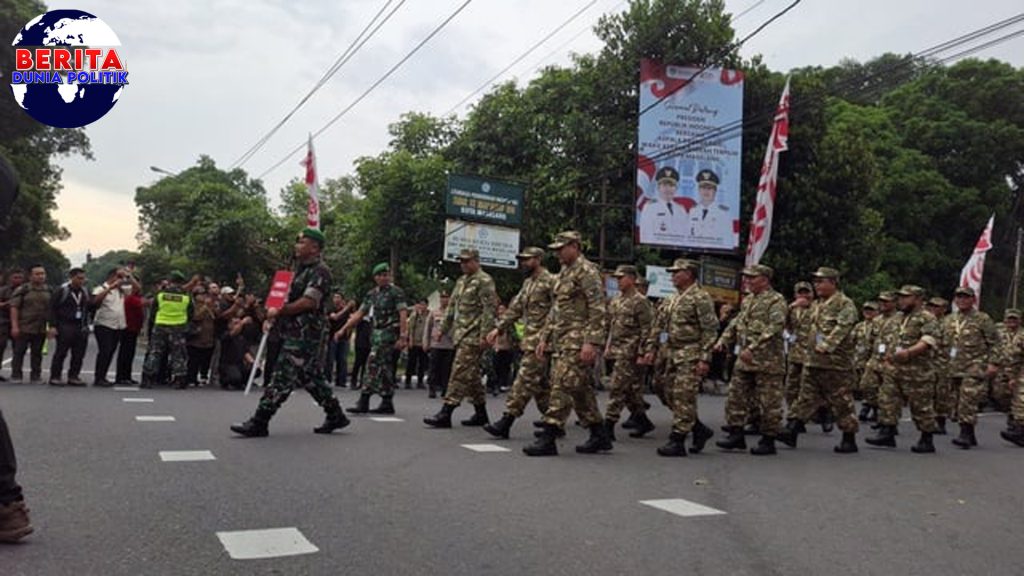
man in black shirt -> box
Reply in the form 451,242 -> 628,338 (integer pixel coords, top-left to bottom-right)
49,268 -> 89,387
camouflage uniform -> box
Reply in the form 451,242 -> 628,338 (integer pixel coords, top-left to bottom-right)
877,306 -> 940,432
861,306 -> 901,411
604,287 -> 654,423
142,285 -> 191,387
539,255 -> 607,429
1007,331 -> 1024,428
789,290 -> 860,434
645,280 -> 718,436
495,268 -> 555,417
258,257 -> 342,414
359,283 -> 407,399
992,321 -> 1021,413
785,302 -> 813,408
442,268 -> 497,407
851,315 -> 875,398
649,298 -> 673,407
928,308 -> 953,422
943,308 -> 997,426
717,287 -> 788,436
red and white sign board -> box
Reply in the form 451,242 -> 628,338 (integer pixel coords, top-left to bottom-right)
265,270 -> 294,310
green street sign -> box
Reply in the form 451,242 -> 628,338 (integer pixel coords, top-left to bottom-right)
445,174 -> 524,227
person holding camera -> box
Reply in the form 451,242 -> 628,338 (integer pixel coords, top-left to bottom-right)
92,266 -> 140,387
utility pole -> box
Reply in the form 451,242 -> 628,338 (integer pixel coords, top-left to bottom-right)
1012,227 -> 1023,309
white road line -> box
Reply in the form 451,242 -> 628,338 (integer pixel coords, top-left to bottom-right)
461,443 -> 511,453
114,386 -> 141,392
122,398 -> 154,403
216,527 -> 318,560
136,416 -> 175,422
370,417 -> 405,423
159,450 -> 215,462
639,498 -> 727,518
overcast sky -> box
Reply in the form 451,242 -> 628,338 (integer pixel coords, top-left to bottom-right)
36,0 -> 1024,265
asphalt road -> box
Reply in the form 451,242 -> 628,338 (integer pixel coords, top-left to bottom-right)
2,342 -> 1023,575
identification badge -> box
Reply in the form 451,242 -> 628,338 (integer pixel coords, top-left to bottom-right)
949,347 -> 958,359
815,333 -> 824,346
877,344 -> 886,354
659,332 -> 668,344
733,344 -> 741,355
75,310 -> 82,320
783,329 -> 794,343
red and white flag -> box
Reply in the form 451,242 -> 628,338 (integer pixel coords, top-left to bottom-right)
745,77 -> 791,267
959,214 -> 995,305
301,134 -> 321,230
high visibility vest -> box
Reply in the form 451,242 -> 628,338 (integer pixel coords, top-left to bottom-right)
154,291 -> 190,327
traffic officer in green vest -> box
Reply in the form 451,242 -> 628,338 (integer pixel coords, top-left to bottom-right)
142,270 -> 193,388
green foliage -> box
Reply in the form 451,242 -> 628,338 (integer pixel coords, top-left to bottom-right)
82,249 -> 139,288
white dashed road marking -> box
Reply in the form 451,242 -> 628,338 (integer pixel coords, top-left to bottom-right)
461,444 -> 511,453
160,450 -> 215,462
370,417 -> 405,422
136,416 -> 176,422
115,386 -> 141,392
639,498 -> 727,518
123,398 -> 154,403
216,527 -> 319,560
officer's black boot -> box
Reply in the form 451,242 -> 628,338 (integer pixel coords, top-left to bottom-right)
314,398 -> 351,434
777,419 -> 803,448
346,393 -> 371,414
935,416 -> 948,435
715,426 -> 747,450
690,419 -> 714,453
368,396 -> 395,415
230,407 -> 274,437
865,424 -> 897,447
657,431 -> 688,457
534,425 -> 566,438
460,403 -> 490,426
523,424 -> 559,456
576,422 -> 613,454
819,407 -> 835,433
604,419 -> 617,442
858,404 -> 871,422
742,421 -> 760,435
627,412 -> 655,438
484,413 -> 516,439
834,431 -> 858,454
424,403 -> 456,428
952,423 -> 976,449
750,435 -> 777,455
1000,426 -> 1024,447
621,412 -> 640,430
911,431 -> 936,453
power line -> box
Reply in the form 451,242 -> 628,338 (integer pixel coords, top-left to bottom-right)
231,0 -> 408,169
256,0 -> 477,180
444,0 -> 600,116
515,0 -> 627,79
732,0 -> 767,22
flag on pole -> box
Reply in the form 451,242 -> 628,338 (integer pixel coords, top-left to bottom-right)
301,134 -> 321,230
745,77 -> 791,267
959,214 -> 995,305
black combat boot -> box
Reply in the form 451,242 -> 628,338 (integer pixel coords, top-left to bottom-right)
657,432 -> 688,457
952,423 -> 976,449
424,403 -> 456,428
230,407 -> 274,437
484,413 -> 516,439
715,426 -> 747,450
346,393 -> 371,414
834,431 -> 858,454
742,421 -> 760,435
777,419 -> 803,448
460,403 -> 490,426
750,435 -> 777,456
868,406 -> 879,422
911,431 -> 936,453
628,412 -> 655,438
858,404 -> 872,422
368,396 -> 395,415
865,424 -> 897,447
576,423 -> 613,454
523,424 -> 559,456
314,398 -> 351,434
819,407 -> 834,433
534,425 -> 566,438
691,419 -> 714,453
1000,427 -> 1024,447
621,412 -> 640,430
935,416 -> 948,435
604,419 -> 617,442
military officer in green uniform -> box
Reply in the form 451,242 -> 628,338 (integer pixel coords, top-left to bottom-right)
602,264 -> 656,440
484,247 -> 556,439
942,286 -> 998,449
714,264 -> 788,455
142,270 -> 193,388
992,308 -> 1021,416
231,228 -> 350,437
338,263 -> 408,415
925,296 -> 952,434
859,291 -> 900,424
425,248 -> 498,428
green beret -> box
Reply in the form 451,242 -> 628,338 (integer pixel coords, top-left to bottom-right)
301,227 -> 325,247
169,270 -> 186,283
372,262 -> 390,275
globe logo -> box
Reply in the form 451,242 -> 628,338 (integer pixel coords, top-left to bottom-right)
9,9 -> 127,128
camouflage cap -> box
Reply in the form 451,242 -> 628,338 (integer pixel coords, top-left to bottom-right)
794,281 -> 813,293
612,264 -> 639,278
954,286 -> 976,298
741,264 -> 774,278
862,301 -> 879,311
666,258 -> 700,272
548,230 -> 582,250
896,284 -> 925,297
878,291 -> 896,302
516,246 -> 544,259
926,297 -> 949,308
1005,308 -> 1022,320
811,266 -> 840,279
458,248 -> 480,261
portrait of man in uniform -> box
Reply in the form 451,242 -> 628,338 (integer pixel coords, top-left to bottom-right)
687,169 -> 735,247
638,166 -> 689,246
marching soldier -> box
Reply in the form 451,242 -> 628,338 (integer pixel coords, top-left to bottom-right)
778,267 -> 860,454
714,264 -> 788,455
865,285 -> 941,453
424,249 -> 497,428
851,301 -> 879,400
230,228 -> 350,437
785,281 -> 814,409
992,309 -> 1022,416
484,247 -> 556,439
1000,328 -> 1024,446
603,265 -> 656,440
859,291 -> 900,424
641,258 -> 718,457
523,231 -> 609,456
942,286 -> 998,449
925,296 -> 952,434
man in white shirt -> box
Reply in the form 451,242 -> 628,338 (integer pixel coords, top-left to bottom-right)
91,267 -> 139,387
687,169 -> 735,248
638,166 -> 689,246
